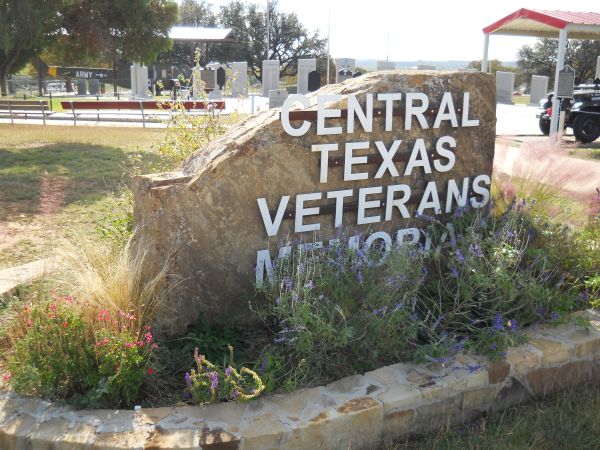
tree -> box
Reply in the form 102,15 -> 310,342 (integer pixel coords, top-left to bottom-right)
0,0 -> 178,96
517,38 -> 600,86
216,0 -> 327,81
0,0 -> 63,96
157,0 -> 217,69
468,59 -> 515,74
56,0 -> 178,94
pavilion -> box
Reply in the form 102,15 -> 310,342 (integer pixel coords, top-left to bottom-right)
481,9 -> 600,136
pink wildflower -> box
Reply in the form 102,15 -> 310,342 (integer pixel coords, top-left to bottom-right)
98,309 -> 110,322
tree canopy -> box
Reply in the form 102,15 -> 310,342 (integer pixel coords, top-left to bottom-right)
518,38 -> 600,86
157,0 -> 328,81
216,0 -> 327,80
0,0 -> 178,96
0,0 -> 63,95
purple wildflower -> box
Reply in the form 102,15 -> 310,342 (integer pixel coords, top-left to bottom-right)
184,372 -> 192,388
467,363 -> 481,373
225,366 -> 233,377
260,358 -> 268,374
455,249 -> 465,265
451,265 -> 459,278
507,319 -> 518,331
304,279 -> 314,289
208,371 -> 218,390
282,277 -> 293,291
469,243 -> 483,258
493,313 -> 505,331
372,306 -> 387,317
356,271 -> 364,284
232,389 -> 239,399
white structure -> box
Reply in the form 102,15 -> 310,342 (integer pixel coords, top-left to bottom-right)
529,75 -> 549,105
297,59 -> 316,95
334,58 -> 356,72
268,89 -> 288,108
130,63 -> 149,98
596,55 -> 600,79
261,60 -> 280,97
376,60 -> 396,71
231,62 -> 248,96
496,71 -> 515,104
481,9 -> 600,138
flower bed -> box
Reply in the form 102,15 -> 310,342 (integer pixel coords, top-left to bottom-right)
1,312 -> 600,449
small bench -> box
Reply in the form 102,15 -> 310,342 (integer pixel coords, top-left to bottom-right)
0,100 -> 50,125
60,100 -> 226,127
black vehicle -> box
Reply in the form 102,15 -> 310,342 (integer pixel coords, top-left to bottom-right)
537,79 -> 600,143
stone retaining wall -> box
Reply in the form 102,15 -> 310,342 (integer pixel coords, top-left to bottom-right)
1,310 -> 599,449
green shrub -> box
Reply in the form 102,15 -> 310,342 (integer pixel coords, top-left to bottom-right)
256,238 -> 425,380
7,295 -> 157,408
255,199 -> 598,384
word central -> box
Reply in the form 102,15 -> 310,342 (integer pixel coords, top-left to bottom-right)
280,92 -> 479,136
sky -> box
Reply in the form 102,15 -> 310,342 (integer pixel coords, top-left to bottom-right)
188,0 -> 600,62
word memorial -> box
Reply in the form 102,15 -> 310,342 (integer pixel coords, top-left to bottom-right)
133,71 -> 495,333
255,91 -> 491,283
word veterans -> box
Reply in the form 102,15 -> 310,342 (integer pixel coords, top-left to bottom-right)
254,89 -> 491,283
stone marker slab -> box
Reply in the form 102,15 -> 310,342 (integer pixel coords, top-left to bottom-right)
268,89 -> 288,108
298,59 -> 317,95
496,71 -> 514,104
335,58 -> 356,72
596,56 -> 600,80
308,70 -> 321,92
130,63 -> 149,98
231,62 -> 248,96
261,60 -> 280,96
529,75 -> 549,105
133,71 -> 496,334
377,61 -> 396,71
337,69 -> 353,83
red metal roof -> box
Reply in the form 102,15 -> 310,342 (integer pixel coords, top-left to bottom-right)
483,9 -> 600,34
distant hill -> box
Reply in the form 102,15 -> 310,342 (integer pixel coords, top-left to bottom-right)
355,59 -> 518,71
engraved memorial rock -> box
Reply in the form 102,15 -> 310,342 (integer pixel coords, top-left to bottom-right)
133,71 -> 496,334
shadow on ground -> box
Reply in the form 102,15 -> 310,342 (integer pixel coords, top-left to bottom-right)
0,143 -> 160,220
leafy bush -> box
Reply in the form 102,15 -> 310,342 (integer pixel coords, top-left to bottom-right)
255,199 -> 598,383
7,295 -> 157,408
256,237 -> 426,380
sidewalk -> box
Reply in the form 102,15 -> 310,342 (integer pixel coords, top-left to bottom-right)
0,257 -> 61,297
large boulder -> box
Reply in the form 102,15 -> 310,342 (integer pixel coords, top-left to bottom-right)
133,71 -> 496,335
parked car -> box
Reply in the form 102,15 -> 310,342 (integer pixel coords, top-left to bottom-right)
537,80 -> 600,143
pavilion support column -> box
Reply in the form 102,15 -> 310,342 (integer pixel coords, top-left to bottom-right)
550,27 -> 568,139
482,34 -> 490,73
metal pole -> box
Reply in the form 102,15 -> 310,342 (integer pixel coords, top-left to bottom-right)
266,1 -> 270,60
550,27 -> 568,139
482,34 -> 489,73
326,6 -> 331,85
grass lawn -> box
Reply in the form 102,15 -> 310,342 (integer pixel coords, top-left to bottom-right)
387,382 -> 600,449
566,140 -> 600,161
0,124 -> 163,268
512,95 -> 531,105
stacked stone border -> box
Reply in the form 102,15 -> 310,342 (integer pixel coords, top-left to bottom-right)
1,310 -> 600,449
